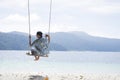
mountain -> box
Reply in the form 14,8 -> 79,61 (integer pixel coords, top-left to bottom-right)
0,31 -> 66,50
0,31 -> 120,51
0,32 -> 28,50
51,32 -> 120,51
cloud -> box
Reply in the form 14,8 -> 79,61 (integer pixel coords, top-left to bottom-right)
0,13 -> 40,24
53,0 -> 120,14
0,13 -> 42,34
3,14 -> 26,23
0,0 -> 120,38
0,0 -> 51,9
1,0 -> 120,16
87,1 -> 120,14
0,0 -> 27,8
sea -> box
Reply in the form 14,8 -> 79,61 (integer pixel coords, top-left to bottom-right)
0,51 -> 120,74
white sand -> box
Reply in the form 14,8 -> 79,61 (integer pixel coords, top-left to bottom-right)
0,73 -> 120,80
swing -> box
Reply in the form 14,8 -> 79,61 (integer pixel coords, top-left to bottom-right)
26,0 -> 52,57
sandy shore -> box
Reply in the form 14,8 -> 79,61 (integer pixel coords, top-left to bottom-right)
0,73 -> 120,80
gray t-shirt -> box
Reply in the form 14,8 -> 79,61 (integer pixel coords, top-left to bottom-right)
31,37 -> 49,56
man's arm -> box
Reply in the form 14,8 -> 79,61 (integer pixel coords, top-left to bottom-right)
45,34 -> 50,43
29,35 -> 36,46
31,39 -> 37,46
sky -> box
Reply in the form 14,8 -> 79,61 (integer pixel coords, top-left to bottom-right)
0,0 -> 120,39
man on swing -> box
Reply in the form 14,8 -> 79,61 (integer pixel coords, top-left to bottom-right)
27,31 -> 50,61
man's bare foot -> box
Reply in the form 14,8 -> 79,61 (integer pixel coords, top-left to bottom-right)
34,58 -> 39,61
34,56 -> 40,61
45,54 -> 48,57
26,52 -> 31,55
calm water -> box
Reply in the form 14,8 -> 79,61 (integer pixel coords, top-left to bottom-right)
0,51 -> 120,73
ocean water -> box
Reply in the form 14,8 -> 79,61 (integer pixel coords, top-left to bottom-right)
0,51 -> 120,74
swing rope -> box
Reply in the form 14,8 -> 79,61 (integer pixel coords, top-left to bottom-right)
27,0 -> 53,46
28,0 -> 31,46
48,0 -> 52,35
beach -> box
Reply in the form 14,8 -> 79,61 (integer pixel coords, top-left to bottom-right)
0,51 -> 120,80
0,73 -> 120,80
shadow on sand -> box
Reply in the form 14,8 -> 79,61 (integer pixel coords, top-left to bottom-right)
29,75 -> 44,80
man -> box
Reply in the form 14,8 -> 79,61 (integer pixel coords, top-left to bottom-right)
27,31 -> 50,61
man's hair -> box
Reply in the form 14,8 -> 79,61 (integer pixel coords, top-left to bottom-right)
37,31 -> 43,37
